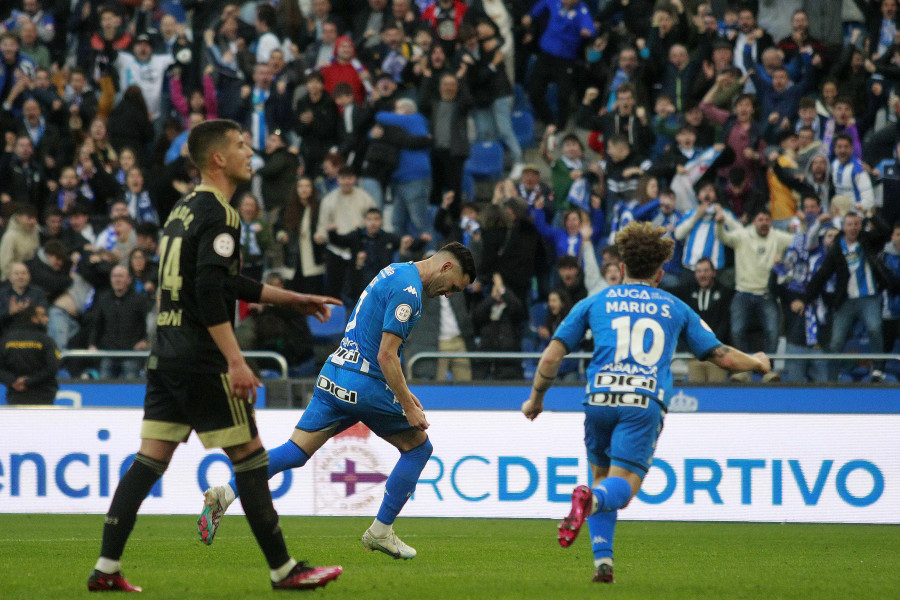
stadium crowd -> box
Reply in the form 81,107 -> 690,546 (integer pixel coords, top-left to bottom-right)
0,0 -> 898,387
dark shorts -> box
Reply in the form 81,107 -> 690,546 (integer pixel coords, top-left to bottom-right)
141,369 -> 258,449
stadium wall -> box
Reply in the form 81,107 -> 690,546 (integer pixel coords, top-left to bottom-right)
1,384 -> 897,523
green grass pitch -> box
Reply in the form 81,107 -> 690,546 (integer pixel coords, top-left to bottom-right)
1,514 -> 896,599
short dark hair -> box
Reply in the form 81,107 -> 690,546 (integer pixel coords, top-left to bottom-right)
44,206 -> 64,220
834,133 -> 854,146
695,257 -> 715,271
136,222 -> 159,239
616,82 -> 635,97
187,119 -> 242,170
556,255 -> 580,271
323,151 -> 345,167
113,215 -> 135,227
305,71 -> 325,85
256,3 -> 277,29
799,97 -> 816,110
337,165 -> 356,178
18,303 -> 43,324
834,95 -> 854,108
560,133 -> 583,148
893,220 -> 900,232
333,82 -> 354,98
438,241 -> 476,284
607,133 -> 629,147
44,239 -> 68,260
365,207 -> 382,217
12,203 -> 38,218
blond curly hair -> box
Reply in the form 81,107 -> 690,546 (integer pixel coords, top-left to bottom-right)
614,221 -> 675,281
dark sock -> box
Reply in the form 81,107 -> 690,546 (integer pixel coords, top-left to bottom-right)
99,453 -> 167,561
233,448 -> 290,570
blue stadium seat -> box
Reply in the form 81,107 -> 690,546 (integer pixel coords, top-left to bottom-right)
513,83 -> 531,112
512,110 -> 535,149
461,172 -> 475,202
464,142 -> 505,179
308,304 -> 347,343
529,302 -> 548,335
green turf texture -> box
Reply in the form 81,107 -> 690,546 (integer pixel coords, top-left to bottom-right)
1,514 -> 896,599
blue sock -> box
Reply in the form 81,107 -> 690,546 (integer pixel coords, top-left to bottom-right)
375,439 -> 433,525
587,509 -> 617,561
592,476 -> 632,512
228,440 -> 310,497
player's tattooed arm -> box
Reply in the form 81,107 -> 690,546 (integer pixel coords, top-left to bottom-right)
706,345 -> 771,374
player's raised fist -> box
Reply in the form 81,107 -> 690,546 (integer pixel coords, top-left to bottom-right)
522,396 -> 543,421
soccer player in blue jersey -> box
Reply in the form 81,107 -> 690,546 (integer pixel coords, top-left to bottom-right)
522,221 -> 771,583
198,242 -> 476,559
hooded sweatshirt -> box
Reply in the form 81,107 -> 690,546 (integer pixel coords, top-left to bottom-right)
320,36 -> 371,104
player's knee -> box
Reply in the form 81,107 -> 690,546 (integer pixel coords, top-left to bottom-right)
134,453 -> 169,476
406,437 -> 433,462
603,476 -> 634,510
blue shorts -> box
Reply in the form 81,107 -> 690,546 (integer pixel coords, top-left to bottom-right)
583,395 -> 664,477
296,362 -> 412,438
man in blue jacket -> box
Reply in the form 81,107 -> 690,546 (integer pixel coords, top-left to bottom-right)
521,0 -> 594,129
376,98 -> 433,238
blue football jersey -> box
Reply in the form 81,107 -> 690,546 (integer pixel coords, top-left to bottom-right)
328,262 -> 423,381
552,283 -> 721,408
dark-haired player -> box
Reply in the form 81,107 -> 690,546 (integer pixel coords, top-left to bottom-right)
88,119 -> 343,592
522,221 -> 771,583
199,242 -> 476,560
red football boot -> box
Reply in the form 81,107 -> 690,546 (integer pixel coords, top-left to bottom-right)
272,562 -> 343,590
558,484 -> 594,548
87,570 -> 143,592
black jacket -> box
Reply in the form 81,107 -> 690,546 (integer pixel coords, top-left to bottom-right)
257,147 -> 299,215
0,153 -> 48,210
804,216 -> 891,308
418,76 -> 473,158
676,281 -> 733,345
294,92 -> 340,169
0,318 -> 59,404
88,287 -> 149,350
25,254 -> 72,305
328,228 -> 426,300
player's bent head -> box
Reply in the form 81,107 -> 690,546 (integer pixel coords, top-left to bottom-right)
187,119 -> 243,171
615,221 -> 674,283
436,241 -> 477,286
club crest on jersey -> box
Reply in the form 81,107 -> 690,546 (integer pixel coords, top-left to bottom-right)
213,233 -> 234,257
395,304 -> 412,322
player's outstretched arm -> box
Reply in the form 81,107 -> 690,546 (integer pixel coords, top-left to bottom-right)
523,339 -> 567,421
259,284 -> 342,322
706,345 -> 771,375
378,331 -> 429,431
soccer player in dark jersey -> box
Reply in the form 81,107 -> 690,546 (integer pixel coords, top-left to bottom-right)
522,221 -> 772,583
87,119 -> 344,592
197,242 -> 476,559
